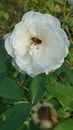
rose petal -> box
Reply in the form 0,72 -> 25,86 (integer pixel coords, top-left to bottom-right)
4,33 -> 14,57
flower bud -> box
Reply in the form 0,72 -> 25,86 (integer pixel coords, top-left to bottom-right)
31,102 -> 58,129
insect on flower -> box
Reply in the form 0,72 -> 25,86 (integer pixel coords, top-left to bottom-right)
31,37 -> 42,45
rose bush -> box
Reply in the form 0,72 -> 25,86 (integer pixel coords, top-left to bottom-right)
4,11 -> 69,77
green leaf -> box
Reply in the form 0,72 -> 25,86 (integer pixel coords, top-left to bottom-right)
0,78 -> 24,100
58,108 -> 70,118
0,11 -> 9,20
29,74 -> 47,104
49,83 -> 73,108
64,68 -> 73,85
54,120 -> 73,130
0,40 -> 7,78
47,73 -> 73,109
3,13 -> 9,20
70,44 -> 73,49
0,41 -> 7,62
0,61 -> 7,78
0,103 -> 31,130
17,124 -> 27,130
55,64 -> 73,84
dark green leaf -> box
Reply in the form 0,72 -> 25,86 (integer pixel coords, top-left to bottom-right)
27,120 -> 41,130
64,68 -> 73,85
55,63 -> 73,84
0,103 -> 31,130
0,40 -> 7,61
29,74 -> 47,104
0,78 -> 24,100
0,40 -> 7,78
70,44 -> 73,49
0,61 -> 7,78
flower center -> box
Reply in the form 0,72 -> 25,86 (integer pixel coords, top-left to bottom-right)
31,37 -> 42,45
37,106 -> 51,120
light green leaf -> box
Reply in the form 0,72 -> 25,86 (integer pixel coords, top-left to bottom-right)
0,11 -> 9,20
58,108 -> 70,118
0,78 -> 24,100
0,103 -> 31,130
54,120 -> 73,130
48,83 -> 73,108
29,74 -> 47,104
3,13 -> 9,20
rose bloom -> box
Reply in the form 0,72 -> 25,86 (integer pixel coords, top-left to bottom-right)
31,102 -> 58,129
4,11 -> 69,77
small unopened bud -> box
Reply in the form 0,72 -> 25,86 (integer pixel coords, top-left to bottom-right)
31,102 -> 58,129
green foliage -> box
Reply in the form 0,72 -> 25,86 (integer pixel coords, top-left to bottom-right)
0,103 -> 31,130
0,61 -> 7,78
27,120 -> 41,130
54,119 -> 73,130
0,78 -> 24,100
47,64 -> 73,109
29,74 -> 47,104
0,0 -> 73,130
0,11 -> 9,20
0,48 -> 72,130
0,40 -> 7,78
0,40 -> 7,61
47,77 -> 73,108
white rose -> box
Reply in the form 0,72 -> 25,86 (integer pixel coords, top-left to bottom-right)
4,11 -> 69,77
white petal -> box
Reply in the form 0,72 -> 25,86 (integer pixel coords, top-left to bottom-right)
44,14 -> 60,27
22,11 -> 35,21
4,33 -> 10,39
4,33 -> 14,57
14,52 -> 31,71
12,59 -> 21,72
29,20 -> 40,37
56,28 -> 70,47
12,30 -> 31,55
45,68 -> 51,75
28,68 -> 44,78
15,21 -> 24,30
